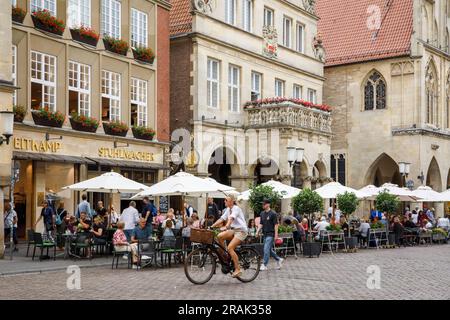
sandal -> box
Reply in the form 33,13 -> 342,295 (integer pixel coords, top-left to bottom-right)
231,270 -> 242,278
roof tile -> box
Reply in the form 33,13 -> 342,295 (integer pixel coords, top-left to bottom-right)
170,0 -> 192,36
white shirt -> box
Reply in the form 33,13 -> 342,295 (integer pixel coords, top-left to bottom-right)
437,218 -> 449,229
411,213 -> 419,224
314,220 -> 330,234
327,207 -> 333,215
334,210 -> 341,224
120,206 -> 139,230
220,205 -> 248,232
4,209 -> 17,229
425,222 -> 433,229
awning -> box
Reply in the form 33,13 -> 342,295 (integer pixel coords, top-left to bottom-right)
13,151 -> 96,165
87,157 -> 170,170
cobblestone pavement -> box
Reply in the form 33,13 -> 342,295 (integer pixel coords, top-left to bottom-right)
1,245 -> 450,300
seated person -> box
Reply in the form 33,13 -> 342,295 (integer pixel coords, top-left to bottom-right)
66,215 -> 78,234
392,216 -> 405,246
182,218 -> 194,238
314,216 -> 330,240
437,215 -> 450,231
162,211 -> 176,229
202,215 -> 215,229
129,218 -> 152,267
113,221 -> 132,254
191,212 -> 201,229
358,220 -> 371,244
403,217 -> 418,230
340,217 -> 350,236
77,211 -> 92,233
162,220 -> 175,238
92,216 -> 107,245
421,219 -> 433,232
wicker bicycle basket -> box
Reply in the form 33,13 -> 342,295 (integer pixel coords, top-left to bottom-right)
190,228 -> 215,245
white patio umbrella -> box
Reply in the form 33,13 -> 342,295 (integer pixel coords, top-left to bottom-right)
238,180 -> 301,201
441,189 -> 450,202
203,177 -> 239,199
411,186 -> 446,202
314,182 -> 369,200
366,183 -> 421,201
358,185 -> 380,197
63,171 -> 150,226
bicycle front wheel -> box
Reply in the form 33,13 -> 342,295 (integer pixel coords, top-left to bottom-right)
236,247 -> 261,283
184,248 -> 216,285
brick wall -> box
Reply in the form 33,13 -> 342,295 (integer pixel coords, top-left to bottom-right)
157,6 -> 171,142
170,37 -> 193,133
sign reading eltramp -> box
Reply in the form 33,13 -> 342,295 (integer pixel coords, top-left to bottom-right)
14,138 -> 62,153
98,147 -> 154,162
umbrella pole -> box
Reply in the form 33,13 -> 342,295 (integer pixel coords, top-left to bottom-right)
108,191 -> 112,229
204,193 -> 209,229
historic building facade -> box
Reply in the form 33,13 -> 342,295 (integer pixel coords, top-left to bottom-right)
170,0 -> 332,213
5,0 -> 171,238
318,0 -> 450,214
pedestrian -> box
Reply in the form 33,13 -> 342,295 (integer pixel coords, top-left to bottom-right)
256,199 -> 284,271
184,202 -> 194,219
411,207 -> 419,225
142,196 -> 157,236
3,201 -> 18,251
76,194 -> 91,219
109,205 -> 120,228
34,200 -> 55,242
120,201 -> 140,242
426,208 -> 436,225
206,197 -> 221,222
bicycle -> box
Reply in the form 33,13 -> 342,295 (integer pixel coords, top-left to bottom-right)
184,228 -> 261,285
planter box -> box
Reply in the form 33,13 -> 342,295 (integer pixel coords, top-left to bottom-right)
132,127 -> 154,141
132,49 -> 155,64
70,117 -> 98,133
103,39 -> 128,56
12,12 -> 26,24
70,29 -> 98,47
31,15 -> 64,36
278,232 -> 293,238
103,122 -> 128,137
14,114 -> 25,123
345,237 -> 358,249
32,111 -> 64,128
432,233 -> 446,242
302,242 -> 321,258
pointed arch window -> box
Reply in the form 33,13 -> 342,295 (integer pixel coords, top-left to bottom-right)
364,71 -> 386,110
446,71 -> 450,129
425,62 -> 438,125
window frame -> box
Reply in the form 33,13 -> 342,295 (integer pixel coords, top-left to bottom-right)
101,70 -> 121,122
242,0 -> 253,32
69,61 -> 91,117
283,16 -> 293,48
228,65 -> 240,113
130,77 -> 148,127
364,71 -> 387,111
293,84 -> 302,99
263,7 -> 274,27
101,0 -> 121,39
251,71 -> 262,101
207,58 -> 220,109
307,88 -> 317,104
30,50 -> 57,112
31,0 -> 56,16
67,0 -> 91,28
275,79 -> 285,97
131,8 -> 148,48
225,0 -> 236,25
296,23 -> 305,53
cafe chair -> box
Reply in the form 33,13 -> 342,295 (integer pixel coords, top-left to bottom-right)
32,232 -> 56,261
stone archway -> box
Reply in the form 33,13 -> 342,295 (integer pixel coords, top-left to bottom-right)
293,160 -> 308,188
253,158 -> 280,185
365,153 -> 401,187
207,147 -> 240,186
426,157 -> 442,191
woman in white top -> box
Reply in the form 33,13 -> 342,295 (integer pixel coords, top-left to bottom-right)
211,195 -> 248,278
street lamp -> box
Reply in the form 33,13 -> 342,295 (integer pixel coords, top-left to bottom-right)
0,110 -> 14,146
398,161 -> 411,187
287,147 -> 304,187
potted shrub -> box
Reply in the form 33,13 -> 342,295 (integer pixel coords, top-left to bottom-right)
12,6 -> 26,24
375,190 -> 400,245
432,228 -> 447,243
291,188 -> 323,257
70,26 -> 100,47
132,125 -> 156,141
103,36 -> 129,56
31,9 -> 65,36
31,108 -> 65,128
248,184 -> 283,217
132,46 -> 155,64
69,113 -> 99,133
103,120 -> 129,137
278,225 -> 294,238
13,105 -> 27,123
336,191 -> 359,249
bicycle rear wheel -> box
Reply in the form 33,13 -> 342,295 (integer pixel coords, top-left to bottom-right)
236,247 -> 260,283
184,248 -> 216,285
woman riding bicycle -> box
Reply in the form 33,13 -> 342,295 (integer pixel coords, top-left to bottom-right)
211,195 -> 248,278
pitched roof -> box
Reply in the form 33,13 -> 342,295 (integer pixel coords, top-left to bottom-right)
316,0 -> 413,67
170,0 -> 192,36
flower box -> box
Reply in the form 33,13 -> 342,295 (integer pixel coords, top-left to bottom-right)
12,6 -> 26,24
69,114 -> 99,133
132,47 -> 155,64
103,121 -> 129,137
70,27 -> 99,47
31,10 -> 65,36
103,37 -> 129,56
132,126 -> 155,141
345,236 -> 358,249
32,109 -> 65,128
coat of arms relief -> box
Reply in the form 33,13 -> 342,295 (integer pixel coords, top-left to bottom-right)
191,0 -> 216,14
262,26 -> 278,59
303,0 -> 316,14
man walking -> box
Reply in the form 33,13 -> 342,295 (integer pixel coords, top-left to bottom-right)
34,200 -> 55,242
3,201 -> 18,251
142,197 -> 157,236
256,199 -> 283,271
120,201 -> 140,242
206,197 -> 220,223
